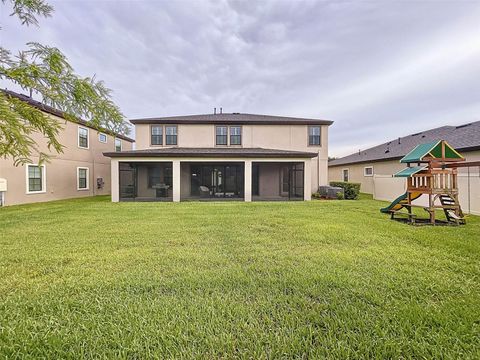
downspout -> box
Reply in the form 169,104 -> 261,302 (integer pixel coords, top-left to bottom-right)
93,156 -> 96,196
317,152 -> 320,188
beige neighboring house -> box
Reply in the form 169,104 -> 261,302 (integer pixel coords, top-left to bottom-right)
328,121 -> 480,214
0,90 -> 134,206
104,111 -> 333,202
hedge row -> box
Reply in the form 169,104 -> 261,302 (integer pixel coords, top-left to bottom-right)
329,181 -> 360,200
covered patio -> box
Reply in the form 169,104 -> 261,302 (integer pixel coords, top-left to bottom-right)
252,162 -> 305,201
104,148 -> 317,202
119,162 -> 173,201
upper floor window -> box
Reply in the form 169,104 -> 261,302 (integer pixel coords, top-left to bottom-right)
216,126 -> 228,145
115,138 -> 122,152
230,126 -> 242,145
26,164 -> 46,194
166,126 -> 177,145
98,133 -> 107,143
151,125 -> 163,145
364,166 -> 373,177
77,167 -> 89,190
308,126 -> 321,146
78,127 -> 89,148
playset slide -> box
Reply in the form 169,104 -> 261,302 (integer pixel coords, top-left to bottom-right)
380,192 -> 422,214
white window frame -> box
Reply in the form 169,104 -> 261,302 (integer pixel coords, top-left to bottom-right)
229,126 -> 242,146
342,168 -> 349,182
364,166 -> 374,177
25,164 -> 46,194
98,132 -> 107,143
165,125 -> 178,146
78,126 -> 89,149
115,138 -> 122,152
215,125 -> 228,146
77,167 -> 89,191
150,125 -> 163,146
308,126 -> 322,146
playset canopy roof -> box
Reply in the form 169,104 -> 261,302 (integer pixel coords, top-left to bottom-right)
400,140 -> 464,163
394,165 -> 428,177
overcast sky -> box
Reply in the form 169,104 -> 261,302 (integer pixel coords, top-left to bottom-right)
1,0 -> 480,157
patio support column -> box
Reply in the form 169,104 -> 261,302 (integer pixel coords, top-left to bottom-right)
111,159 -> 119,202
304,159 -> 312,201
173,160 -> 181,202
244,160 -> 252,202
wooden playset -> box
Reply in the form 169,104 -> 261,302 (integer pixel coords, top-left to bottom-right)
380,140 -> 468,225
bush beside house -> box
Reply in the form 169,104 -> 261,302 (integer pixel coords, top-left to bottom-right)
329,181 -> 360,199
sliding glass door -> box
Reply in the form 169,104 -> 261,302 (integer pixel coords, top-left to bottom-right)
190,163 -> 244,198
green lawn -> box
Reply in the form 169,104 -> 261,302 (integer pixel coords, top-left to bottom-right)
1,196 -> 479,359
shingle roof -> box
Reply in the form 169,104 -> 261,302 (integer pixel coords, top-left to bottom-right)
329,121 -> 480,167
2,89 -> 135,142
103,147 -> 318,158
130,113 -> 333,125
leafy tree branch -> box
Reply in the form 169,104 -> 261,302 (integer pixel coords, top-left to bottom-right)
1,0 -> 130,165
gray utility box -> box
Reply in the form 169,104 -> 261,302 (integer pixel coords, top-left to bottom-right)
319,185 -> 344,199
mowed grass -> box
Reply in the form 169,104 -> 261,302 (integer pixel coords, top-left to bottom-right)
0,196 -> 479,359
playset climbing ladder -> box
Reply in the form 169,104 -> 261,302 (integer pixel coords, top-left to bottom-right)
380,140 -> 466,225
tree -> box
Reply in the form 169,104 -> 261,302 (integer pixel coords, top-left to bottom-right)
0,0 -> 129,165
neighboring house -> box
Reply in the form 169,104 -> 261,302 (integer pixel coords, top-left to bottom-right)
328,121 -> 480,215
104,112 -> 333,202
0,90 -> 134,206
329,121 -> 480,193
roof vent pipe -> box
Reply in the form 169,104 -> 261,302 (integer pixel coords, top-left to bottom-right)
220,107 -> 222,114
214,107 -> 216,115
398,137 -> 401,144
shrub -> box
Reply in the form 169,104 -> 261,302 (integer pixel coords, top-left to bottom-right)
336,191 -> 345,200
329,181 -> 360,200
312,192 -> 322,199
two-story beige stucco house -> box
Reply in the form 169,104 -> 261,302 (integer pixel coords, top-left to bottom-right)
0,90 -> 134,206
104,112 -> 333,202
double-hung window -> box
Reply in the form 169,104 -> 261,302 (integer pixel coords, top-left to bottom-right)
230,126 -> 242,145
216,126 -> 228,145
308,126 -> 321,146
343,169 -> 349,182
26,164 -> 45,194
78,127 -> 89,148
115,138 -> 122,152
151,126 -> 163,145
166,126 -> 177,145
98,133 -> 107,143
77,167 -> 89,190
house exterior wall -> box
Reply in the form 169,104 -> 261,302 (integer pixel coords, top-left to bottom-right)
0,113 -> 133,206
134,123 -> 329,194
328,160 -> 402,194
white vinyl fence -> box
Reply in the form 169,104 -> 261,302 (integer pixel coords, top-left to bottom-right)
373,171 -> 480,216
